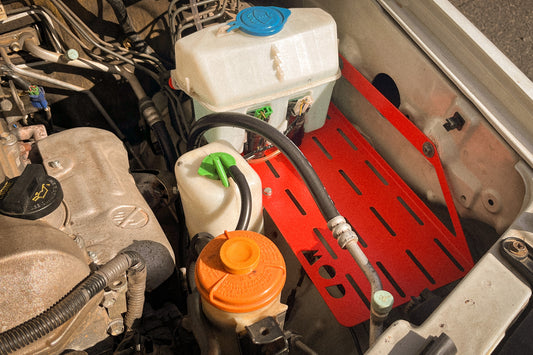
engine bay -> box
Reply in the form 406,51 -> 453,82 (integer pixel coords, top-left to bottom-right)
1,1 -> 533,354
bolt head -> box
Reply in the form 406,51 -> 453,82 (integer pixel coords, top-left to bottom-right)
422,142 -> 435,158
87,251 -> 98,263
101,292 -> 117,308
263,187 -> 272,196
107,320 -> 125,336
48,160 -> 62,168
0,99 -> 13,112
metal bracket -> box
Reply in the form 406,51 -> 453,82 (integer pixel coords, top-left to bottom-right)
0,28 -> 38,52
241,316 -> 289,355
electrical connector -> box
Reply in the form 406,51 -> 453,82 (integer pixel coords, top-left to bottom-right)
253,106 -> 273,120
291,96 -> 313,116
28,85 -> 48,110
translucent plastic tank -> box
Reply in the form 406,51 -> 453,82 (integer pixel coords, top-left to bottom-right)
195,230 -> 287,332
174,141 -> 263,237
171,7 -> 340,151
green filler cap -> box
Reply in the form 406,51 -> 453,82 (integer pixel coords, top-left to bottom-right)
198,152 -> 236,188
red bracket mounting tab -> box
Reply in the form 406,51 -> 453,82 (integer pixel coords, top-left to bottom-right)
252,58 -> 473,327
339,55 -> 465,242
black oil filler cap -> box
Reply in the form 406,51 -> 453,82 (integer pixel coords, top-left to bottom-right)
0,164 -> 63,220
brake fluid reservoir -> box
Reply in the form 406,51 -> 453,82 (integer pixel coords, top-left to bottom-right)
195,230 -> 287,332
175,141 -> 263,237
171,7 -> 340,151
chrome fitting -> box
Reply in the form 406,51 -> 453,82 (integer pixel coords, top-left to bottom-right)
328,215 -> 358,249
327,215 -> 346,231
336,228 -> 358,249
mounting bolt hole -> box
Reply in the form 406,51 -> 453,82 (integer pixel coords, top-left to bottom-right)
260,327 -> 270,336
482,190 -> 501,213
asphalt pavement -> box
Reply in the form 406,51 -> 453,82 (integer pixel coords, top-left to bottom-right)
449,0 -> 533,81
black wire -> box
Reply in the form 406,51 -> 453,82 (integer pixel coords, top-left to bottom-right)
6,3 -> 177,173
163,87 -> 187,142
151,120 -> 178,170
49,0 -> 133,62
9,4 -> 166,80
187,112 -> 339,221
285,267 -> 306,323
9,2 -> 192,170
174,193 -> 189,268
172,90 -> 190,135
49,0 -> 165,73
243,143 -> 274,159
349,327 -> 364,355
229,165 -> 251,231
132,61 -> 161,81
243,113 -> 302,159
166,91 -> 186,140
105,0 -> 152,54
187,290 -> 222,354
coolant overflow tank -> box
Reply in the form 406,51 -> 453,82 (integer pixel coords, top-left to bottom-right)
171,7 -> 340,151
175,141 -> 263,237
195,230 -> 287,332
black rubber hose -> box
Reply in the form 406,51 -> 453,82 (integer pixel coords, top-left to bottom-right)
0,251 -> 145,355
187,112 -> 339,221
105,0 -> 153,54
139,97 -> 178,170
187,232 -> 214,293
152,121 -> 178,170
229,165 -> 251,231
190,232 -> 215,261
187,261 -> 197,294
186,232 -> 220,355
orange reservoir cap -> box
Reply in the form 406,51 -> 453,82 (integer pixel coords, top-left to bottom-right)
195,230 -> 286,313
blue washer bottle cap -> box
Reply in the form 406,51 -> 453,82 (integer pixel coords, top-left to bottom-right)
227,7 -> 291,37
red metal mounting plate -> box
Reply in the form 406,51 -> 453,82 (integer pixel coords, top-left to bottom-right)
251,62 -> 474,327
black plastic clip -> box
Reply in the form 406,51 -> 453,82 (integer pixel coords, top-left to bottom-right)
443,112 -> 465,132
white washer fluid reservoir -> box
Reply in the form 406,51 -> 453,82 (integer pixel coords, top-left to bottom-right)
171,6 -> 340,151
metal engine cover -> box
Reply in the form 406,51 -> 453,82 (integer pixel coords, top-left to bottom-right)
36,127 -> 175,290
0,218 -> 90,332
